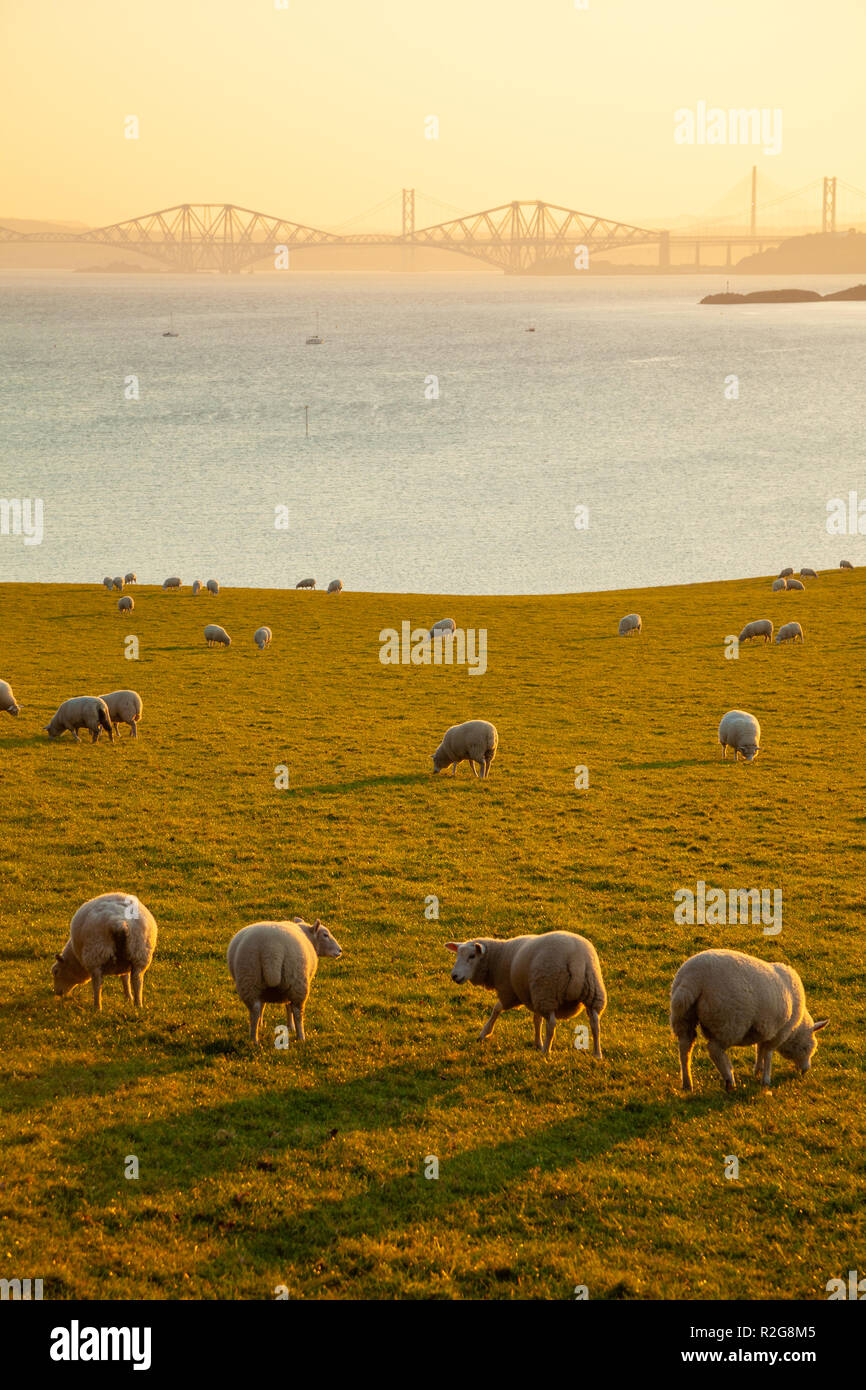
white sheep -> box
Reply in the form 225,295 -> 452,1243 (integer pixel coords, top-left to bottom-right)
117,595 -> 134,614
206,579 -> 219,596
52,892 -> 157,1010
799,568 -> 818,579
253,626 -> 272,650
102,577 -> 114,592
670,948 -> 828,1091
99,689 -> 143,738
432,719 -> 498,779
327,579 -> 343,594
192,580 -> 202,596
718,709 -> 760,762
778,567 -> 794,578
429,617 -> 457,638
227,917 -> 342,1044
296,578 -> 316,589
446,930 -> 607,1059
786,578 -> 805,591
45,696 -> 113,743
771,578 -> 788,591
162,576 -> 182,591
840,560 -> 854,569
112,577 -> 124,591
775,622 -> 804,644
618,613 -> 642,636
124,572 -> 137,584
0,679 -> 20,717
738,619 -> 773,644
205,624 -> 231,648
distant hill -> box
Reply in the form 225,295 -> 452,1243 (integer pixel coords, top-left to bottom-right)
736,230 -> 866,274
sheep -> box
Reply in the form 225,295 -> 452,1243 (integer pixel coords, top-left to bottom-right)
670,948 -> 828,1092
432,719 -> 498,780
771,578 -> 788,591
738,619 -> 773,644
327,579 -> 343,594
112,577 -> 124,591
718,709 -> 760,762
206,579 -> 219,597
51,892 -> 157,1010
778,567 -> 794,578
840,560 -> 854,569
446,930 -> 607,1060
253,626 -> 272,650
99,689 -> 143,738
429,617 -> 457,638
117,595 -> 134,614
0,679 -> 20,716
775,622 -> 804,644
296,578 -> 316,589
124,572 -> 137,584
192,580 -> 202,595
102,577 -> 114,592
205,624 -> 231,648
162,576 -> 182,591
799,568 -> 818,579
227,917 -> 342,1044
45,696 -> 113,744
786,578 -> 805,591
618,613 -> 641,636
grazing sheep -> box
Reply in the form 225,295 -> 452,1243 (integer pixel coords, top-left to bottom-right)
112,577 -> 124,591
98,689 -> 143,738
162,576 -> 182,591
227,917 -> 342,1044
429,617 -> 457,638
778,567 -> 794,578
102,577 -> 114,592
840,560 -> 854,570
205,624 -> 231,648
253,626 -> 272,650
327,579 -> 343,594
52,892 -> 157,1011
618,613 -> 642,636
718,709 -> 760,762
771,578 -> 788,592
117,595 -> 134,614
124,572 -> 137,584
776,622 -> 804,644
206,579 -> 219,597
670,948 -> 828,1092
44,696 -> 113,744
0,679 -> 20,716
786,578 -> 805,591
432,719 -> 498,780
446,930 -> 607,1060
800,568 -> 818,579
738,618 -> 773,644
296,578 -> 316,589
192,580 -> 202,596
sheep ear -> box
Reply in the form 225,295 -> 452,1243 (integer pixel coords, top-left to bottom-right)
473,942 -> 487,956
312,918 -> 323,931
445,942 -> 459,953
812,1018 -> 829,1032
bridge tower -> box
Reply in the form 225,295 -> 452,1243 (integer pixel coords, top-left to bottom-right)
402,188 -> 415,239
822,177 -> 837,234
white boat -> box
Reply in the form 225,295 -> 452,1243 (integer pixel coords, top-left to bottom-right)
306,311 -> 323,345
162,313 -> 178,338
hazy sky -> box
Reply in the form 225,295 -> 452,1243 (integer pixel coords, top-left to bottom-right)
1,0 -> 864,229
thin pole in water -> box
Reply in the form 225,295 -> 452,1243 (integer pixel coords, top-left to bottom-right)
304,405 -> 309,438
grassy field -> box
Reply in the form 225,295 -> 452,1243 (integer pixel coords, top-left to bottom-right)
0,572 -> 863,1301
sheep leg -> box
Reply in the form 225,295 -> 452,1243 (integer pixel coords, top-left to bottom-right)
532,1013 -> 543,1050
291,1004 -> 305,1042
91,968 -> 103,1011
588,1008 -> 603,1059
721,743 -> 726,759
677,1033 -> 696,1091
130,968 -> 144,1007
707,1038 -> 736,1091
478,1001 -> 503,1042
284,1003 -> 297,1036
760,1047 -> 774,1087
120,973 -> 133,1002
248,999 -> 264,1044
542,1012 -> 557,1057
470,760 -> 480,779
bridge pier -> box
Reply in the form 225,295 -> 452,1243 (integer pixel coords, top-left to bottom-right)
658,231 -> 670,269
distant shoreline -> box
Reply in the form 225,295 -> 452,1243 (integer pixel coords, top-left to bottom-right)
701,283 -> 866,304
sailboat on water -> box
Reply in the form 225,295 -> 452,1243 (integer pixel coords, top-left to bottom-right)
163,313 -> 178,338
306,312 -> 323,345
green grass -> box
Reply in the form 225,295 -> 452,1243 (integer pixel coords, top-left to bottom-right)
0,573 -> 863,1300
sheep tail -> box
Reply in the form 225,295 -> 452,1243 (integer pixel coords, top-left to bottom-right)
670,977 -> 700,1036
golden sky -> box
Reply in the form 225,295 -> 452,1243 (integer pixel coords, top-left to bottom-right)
1,0 -> 863,229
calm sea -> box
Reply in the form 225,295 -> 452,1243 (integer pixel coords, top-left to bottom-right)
1,271 -> 863,593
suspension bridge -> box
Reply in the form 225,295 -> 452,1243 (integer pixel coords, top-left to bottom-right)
2,177 -> 864,274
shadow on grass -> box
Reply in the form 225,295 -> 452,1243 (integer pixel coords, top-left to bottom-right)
297,773 -> 430,795
618,758 -> 709,771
